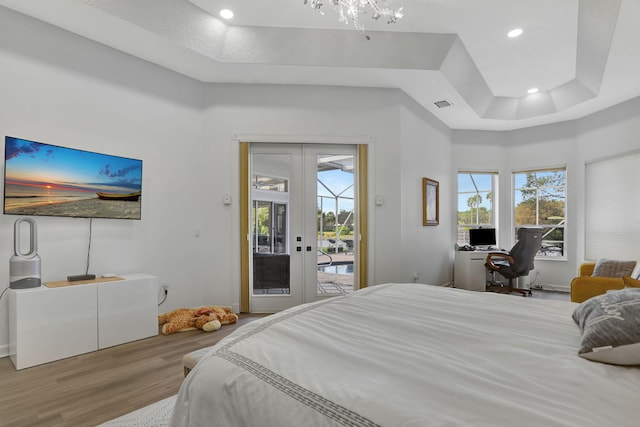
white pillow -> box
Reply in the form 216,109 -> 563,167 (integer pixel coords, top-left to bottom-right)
572,288 -> 640,365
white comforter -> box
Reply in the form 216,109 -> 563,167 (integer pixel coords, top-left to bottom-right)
170,284 -> 640,427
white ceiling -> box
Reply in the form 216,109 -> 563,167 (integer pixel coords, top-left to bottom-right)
0,0 -> 637,131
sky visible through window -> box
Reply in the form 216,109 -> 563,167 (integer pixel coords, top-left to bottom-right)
458,173 -> 492,213
513,170 -> 566,207
318,169 -> 354,213
459,171 -> 564,212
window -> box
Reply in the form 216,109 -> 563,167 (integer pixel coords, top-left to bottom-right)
251,171 -> 289,255
585,151 -> 640,260
513,168 -> 566,258
457,172 -> 497,245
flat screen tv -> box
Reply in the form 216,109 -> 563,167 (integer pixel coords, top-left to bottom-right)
469,227 -> 496,248
4,136 -> 142,220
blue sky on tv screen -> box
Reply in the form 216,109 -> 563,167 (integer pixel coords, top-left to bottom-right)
4,136 -> 142,199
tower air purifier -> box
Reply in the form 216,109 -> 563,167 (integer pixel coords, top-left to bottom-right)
10,217 -> 41,289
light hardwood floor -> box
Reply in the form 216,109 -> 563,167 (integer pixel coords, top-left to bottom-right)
0,314 -> 268,427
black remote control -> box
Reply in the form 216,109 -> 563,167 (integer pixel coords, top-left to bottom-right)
67,274 -> 96,282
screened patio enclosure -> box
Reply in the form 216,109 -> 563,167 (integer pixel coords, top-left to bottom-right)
316,154 -> 355,295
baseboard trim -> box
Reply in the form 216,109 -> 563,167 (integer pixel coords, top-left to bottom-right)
539,284 -> 570,293
0,344 -> 9,359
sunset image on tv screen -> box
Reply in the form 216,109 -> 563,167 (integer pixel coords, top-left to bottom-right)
4,136 -> 142,219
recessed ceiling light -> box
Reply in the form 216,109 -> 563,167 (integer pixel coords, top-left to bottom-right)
527,88 -> 539,94
219,9 -> 234,20
508,28 -> 523,38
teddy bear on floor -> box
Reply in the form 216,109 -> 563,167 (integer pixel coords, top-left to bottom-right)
158,306 -> 238,335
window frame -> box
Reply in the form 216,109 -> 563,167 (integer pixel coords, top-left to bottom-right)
456,171 -> 498,245
512,167 -> 567,260
585,150 -> 640,260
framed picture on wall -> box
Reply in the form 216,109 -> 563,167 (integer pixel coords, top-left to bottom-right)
422,177 -> 439,226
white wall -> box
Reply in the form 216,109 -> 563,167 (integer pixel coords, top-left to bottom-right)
504,122 -> 578,290
199,83 -> 453,303
574,96 -> 640,264
453,125 -> 579,291
0,7 -> 208,356
453,98 -> 640,291
397,98 -> 453,285
0,8 -> 455,356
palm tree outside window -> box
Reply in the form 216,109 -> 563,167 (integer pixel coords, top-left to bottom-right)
457,172 -> 497,245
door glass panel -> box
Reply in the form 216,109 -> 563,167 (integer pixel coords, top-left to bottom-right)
253,175 -> 288,192
316,154 -> 355,295
273,203 -> 287,254
253,201 -> 271,253
251,154 -> 291,296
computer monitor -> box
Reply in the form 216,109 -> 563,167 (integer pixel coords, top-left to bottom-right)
469,228 -> 496,248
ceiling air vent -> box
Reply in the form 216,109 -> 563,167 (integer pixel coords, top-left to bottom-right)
434,100 -> 452,108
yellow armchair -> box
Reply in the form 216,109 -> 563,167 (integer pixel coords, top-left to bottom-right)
570,262 -> 625,303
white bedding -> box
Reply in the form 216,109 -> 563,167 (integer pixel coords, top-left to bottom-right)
170,284 -> 640,427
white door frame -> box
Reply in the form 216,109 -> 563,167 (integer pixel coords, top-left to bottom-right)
232,134 -> 375,313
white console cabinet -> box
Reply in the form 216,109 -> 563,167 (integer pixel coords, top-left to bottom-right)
9,274 -> 158,370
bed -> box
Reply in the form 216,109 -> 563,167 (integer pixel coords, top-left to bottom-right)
170,283 -> 640,426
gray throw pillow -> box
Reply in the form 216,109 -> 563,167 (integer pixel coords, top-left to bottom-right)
572,288 -> 640,365
591,258 -> 636,277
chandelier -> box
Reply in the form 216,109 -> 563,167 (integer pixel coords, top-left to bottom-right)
304,0 -> 404,32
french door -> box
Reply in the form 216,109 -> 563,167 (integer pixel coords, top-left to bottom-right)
249,143 -> 358,313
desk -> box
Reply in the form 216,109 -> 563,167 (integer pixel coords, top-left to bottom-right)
454,250 -> 491,291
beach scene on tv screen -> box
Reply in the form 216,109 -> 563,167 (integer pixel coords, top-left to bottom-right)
4,137 -> 142,219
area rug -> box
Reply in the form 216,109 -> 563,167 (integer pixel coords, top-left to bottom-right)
97,395 -> 176,426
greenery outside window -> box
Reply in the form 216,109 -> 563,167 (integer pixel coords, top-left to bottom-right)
513,168 -> 566,258
457,172 -> 497,245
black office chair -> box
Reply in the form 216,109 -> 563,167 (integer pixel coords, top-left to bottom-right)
485,227 -> 543,296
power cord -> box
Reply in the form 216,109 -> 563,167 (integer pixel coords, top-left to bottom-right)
530,271 -> 542,289
86,218 -> 93,275
0,286 -> 9,303
158,287 -> 168,306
